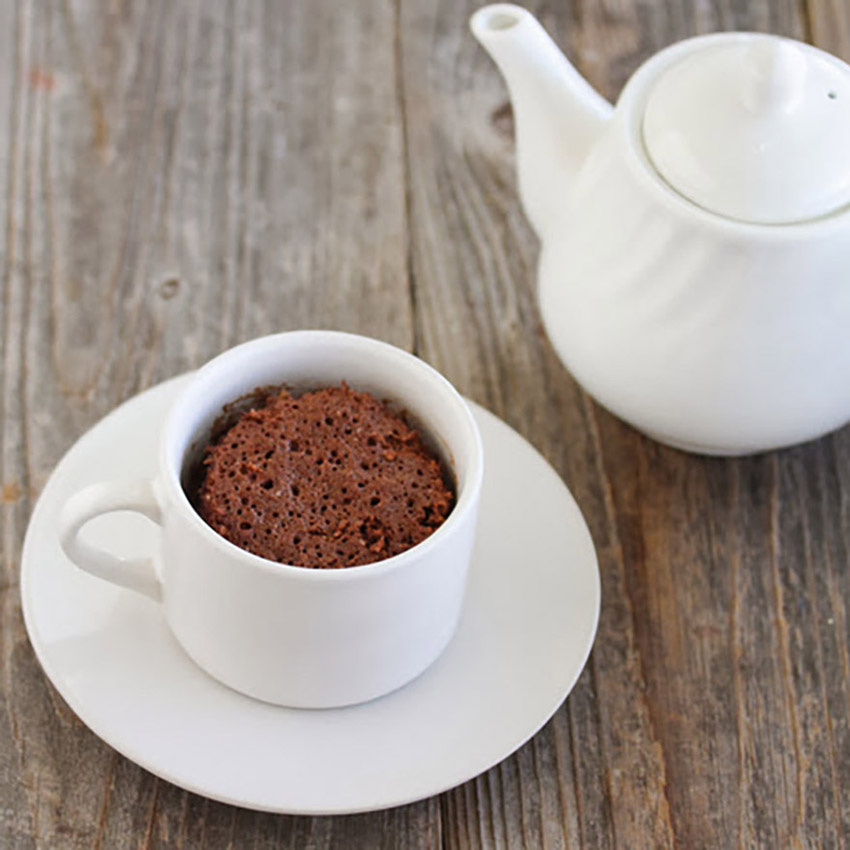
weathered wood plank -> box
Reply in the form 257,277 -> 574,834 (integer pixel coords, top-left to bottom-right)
398,0 -> 678,845
0,0 -> 432,847
0,1 -> 38,848
809,0 -> 850,60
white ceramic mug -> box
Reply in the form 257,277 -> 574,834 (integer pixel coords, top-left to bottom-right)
59,331 -> 484,708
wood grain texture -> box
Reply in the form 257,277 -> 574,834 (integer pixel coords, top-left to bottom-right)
809,0 -> 850,60
2,0 -> 850,847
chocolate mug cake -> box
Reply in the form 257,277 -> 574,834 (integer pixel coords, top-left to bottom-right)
194,383 -> 454,568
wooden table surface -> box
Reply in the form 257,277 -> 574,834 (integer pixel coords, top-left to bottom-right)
3,0 -> 850,847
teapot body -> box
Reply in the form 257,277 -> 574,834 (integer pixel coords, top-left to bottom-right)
539,36 -> 850,454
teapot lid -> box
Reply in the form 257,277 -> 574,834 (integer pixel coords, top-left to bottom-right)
642,36 -> 850,224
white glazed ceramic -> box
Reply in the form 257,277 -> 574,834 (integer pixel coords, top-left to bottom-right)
471,5 -> 850,455
58,331 -> 484,709
23,375 -> 600,814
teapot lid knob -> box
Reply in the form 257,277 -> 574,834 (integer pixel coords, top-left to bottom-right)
740,39 -> 807,113
643,34 -> 850,224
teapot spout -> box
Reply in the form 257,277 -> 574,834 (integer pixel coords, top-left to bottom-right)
471,5 -> 613,238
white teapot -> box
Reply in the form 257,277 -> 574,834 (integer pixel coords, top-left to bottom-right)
471,5 -> 850,455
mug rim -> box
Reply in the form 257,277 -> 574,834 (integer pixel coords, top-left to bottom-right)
157,330 -> 484,582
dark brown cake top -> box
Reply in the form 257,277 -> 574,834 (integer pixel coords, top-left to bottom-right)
195,384 -> 454,568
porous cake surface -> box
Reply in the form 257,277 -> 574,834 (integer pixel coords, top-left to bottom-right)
196,384 -> 454,568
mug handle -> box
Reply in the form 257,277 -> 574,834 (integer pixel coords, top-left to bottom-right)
59,480 -> 164,601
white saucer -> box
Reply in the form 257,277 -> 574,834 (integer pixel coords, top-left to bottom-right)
21,376 -> 600,815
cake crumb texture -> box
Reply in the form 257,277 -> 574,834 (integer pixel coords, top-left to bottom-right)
196,384 -> 454,568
